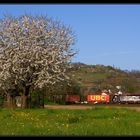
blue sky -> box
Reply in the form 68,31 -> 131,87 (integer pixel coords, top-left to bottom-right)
0,4 -> 140,71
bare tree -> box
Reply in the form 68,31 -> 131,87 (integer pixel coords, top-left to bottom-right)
0,15 -> 76,108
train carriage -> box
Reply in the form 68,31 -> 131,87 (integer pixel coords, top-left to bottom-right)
118,95 -> 140,104
87,95 -> 110,104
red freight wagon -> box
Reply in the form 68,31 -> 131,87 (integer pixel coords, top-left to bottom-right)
65,95 -> 80,104
87,95 -> 110,103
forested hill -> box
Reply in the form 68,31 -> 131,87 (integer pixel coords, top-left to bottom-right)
70,63 -> 140,94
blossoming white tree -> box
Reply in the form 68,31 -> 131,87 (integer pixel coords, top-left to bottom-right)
0,15 -> 76,108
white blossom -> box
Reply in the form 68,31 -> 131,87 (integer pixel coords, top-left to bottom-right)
0,15 -> 76,93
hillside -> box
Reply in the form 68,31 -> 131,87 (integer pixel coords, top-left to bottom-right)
70,63 -> 140,95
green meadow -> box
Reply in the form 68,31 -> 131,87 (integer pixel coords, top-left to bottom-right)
0,107 -> 140,136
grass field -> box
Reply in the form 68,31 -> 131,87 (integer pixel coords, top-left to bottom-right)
0,107 -> 140,136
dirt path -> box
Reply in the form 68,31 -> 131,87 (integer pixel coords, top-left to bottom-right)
44,104 -> 140,112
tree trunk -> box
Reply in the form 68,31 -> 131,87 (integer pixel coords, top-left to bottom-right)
21,95 -> 28,108
21,86 -> 30,109
6,94 -> 16,109
40,92 -> 44,108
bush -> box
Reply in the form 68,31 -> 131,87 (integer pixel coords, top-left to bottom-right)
0,95 -> 4,107
44,98 -> 58,105
29,90 -> 44,108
